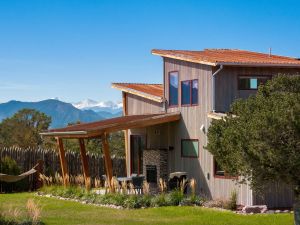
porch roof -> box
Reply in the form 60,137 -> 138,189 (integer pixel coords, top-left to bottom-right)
40,112 -> 181,139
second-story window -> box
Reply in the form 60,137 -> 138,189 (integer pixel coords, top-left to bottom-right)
238,76 -> 270,90
169,71 -> 179,106
181,79 -> 198,106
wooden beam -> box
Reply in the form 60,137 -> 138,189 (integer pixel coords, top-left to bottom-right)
101,133 -> 113,192
79,138 -> 91,190
56,138 -> 69,186
122,92 -> 129,176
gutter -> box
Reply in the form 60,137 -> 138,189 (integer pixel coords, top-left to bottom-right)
212,65 -> 224,112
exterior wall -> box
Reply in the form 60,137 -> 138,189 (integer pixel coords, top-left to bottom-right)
125,92 -> 165,175
214,66 -> 300,112
124,58 -> 300,207
126,93 -> 163,115
163,57 -> 253,205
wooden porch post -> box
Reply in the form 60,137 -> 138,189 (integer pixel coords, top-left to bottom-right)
78,138 -> 91,190
122,92 -> 129,176
101,133 -> 113,192
56,138 -> 69,186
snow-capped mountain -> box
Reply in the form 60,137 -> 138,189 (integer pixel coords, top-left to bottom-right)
73,99 -> 123,114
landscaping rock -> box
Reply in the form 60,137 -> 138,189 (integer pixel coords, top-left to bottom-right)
242,205 -> 268,214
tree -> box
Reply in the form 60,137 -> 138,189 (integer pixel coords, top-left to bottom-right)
0,109 -> 52,148
206,75 -> 300,221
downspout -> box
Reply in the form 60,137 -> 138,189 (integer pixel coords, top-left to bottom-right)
212,65 -> 224,112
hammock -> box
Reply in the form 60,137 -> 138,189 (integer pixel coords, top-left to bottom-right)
0,164 -> 38,183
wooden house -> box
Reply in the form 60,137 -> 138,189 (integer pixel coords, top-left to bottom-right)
111,49 -> 300,208
42,48 -> 300,208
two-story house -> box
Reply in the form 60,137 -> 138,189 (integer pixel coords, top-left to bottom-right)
43,48 -> 300,208
112,49 -> 300,208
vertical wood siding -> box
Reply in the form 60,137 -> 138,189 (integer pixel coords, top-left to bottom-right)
124,57 -> 300,207
214,66 -> 300,112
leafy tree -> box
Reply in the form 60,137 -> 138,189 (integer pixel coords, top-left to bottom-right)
0,109 -> 51,148
206,75 -> 300,219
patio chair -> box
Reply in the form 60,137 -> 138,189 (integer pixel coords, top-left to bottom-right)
131,176 -> 144,194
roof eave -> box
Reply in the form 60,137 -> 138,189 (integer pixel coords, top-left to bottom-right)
151,52 -> 218,66
217,62 -> 300,68
111,83 -> 164,103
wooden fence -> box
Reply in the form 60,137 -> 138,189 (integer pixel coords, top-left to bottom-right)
0,147 -> 126,191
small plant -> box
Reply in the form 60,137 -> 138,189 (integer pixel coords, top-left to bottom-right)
189,178 -> 196,196
143,181 -> 150,195
159,178 -> 167,193
167,190 -> 184,205
26,199 -> 42,224
224,190 -> 237,210
151,194 -> 168,207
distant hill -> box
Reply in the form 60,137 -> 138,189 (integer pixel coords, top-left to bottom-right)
0,99 -> 106,128
73,99 -> 123,114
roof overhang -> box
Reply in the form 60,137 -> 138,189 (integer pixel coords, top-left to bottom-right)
111,83 -> 164,103
217,62 -> 300,68
40,112 -> 181,139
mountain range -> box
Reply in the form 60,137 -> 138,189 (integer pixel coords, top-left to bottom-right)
0,99 -> 123,128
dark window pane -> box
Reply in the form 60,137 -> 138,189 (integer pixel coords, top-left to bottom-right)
214,159 -> 225,176
239,76 -> 270,90
182,140 -> 198,157
169,72 -> 178,106
239,77 -> 251,90
192,80 -> 198,105
181,81 -> 191,105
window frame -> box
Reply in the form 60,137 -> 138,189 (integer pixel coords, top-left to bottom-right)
213,158 -> 238,179
168,71 -> 179,107
181,139 -> 199,158
238,75 -> 272,90
181,79 -> 198,107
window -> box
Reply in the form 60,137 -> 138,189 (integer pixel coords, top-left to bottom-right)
214,158 -> 237,179
238,76 -> 270,90
214,159 -> 225,177
181,79 -> 198,106
169,72 -> 179,106
181,139 -> 199,158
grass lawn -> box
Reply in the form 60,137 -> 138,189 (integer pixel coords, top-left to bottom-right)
0,193 -> 294,225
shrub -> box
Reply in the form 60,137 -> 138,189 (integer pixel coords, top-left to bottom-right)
151,194 -> 168,207
124,195 -> 141,209
224,190 -> 237,210
0,156 -> 29,192
166,190 -> 184,206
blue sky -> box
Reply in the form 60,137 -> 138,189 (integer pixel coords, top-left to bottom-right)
0,0 -> 299,103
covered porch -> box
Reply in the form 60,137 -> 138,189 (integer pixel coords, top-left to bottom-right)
40,112 -> 181,191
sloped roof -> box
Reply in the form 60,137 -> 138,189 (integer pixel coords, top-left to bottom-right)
111,83 -> 163,102
40,112 -> 180,138
152,49 -> 300,67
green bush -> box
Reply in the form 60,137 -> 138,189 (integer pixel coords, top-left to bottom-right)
39,185 -> 206,209
0,156 -> 29,192
166,190 -> 184,206
150,194 -> 168,207
224,190 -> 237,210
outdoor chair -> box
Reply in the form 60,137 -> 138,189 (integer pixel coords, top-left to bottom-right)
131,176 -> 144,194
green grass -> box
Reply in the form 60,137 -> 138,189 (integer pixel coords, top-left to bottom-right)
0,193 -> 293,225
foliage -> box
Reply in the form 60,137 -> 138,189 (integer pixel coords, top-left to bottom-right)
0,193 -> 294,225
38,185 -> 204,209
0,109 -> 51,148
206,75 -> 300,194
62,131 -> 125,156
0,198 -> 43,225
224,190 -> 237,211
0,156 -> 29,192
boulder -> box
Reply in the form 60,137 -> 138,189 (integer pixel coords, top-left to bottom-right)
242,205 -> 268,214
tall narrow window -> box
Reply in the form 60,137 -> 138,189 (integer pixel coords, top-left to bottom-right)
181,81 -> 191,105
192,79 -> 198,105
181,79 -> 198,106
169,72 -> 178,106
